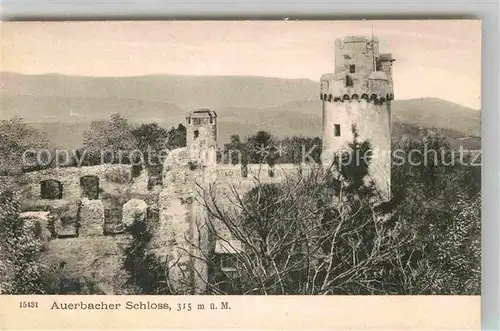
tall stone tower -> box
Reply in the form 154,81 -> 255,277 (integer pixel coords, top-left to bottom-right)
320,36 -> 395,200
186,109 -> 218,168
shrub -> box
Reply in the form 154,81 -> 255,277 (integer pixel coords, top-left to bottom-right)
131,164 -> 143,178
104,166 -> 132,184
0,190 -> 46,294
122,208 -> 170,294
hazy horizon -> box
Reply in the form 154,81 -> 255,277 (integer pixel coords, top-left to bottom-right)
2,70 -> 480,112
2,20 -> 481,109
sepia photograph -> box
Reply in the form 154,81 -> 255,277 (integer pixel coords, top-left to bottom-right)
1,20 -> 481,298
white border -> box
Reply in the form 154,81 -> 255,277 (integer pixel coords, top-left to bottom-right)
1,1 -> 499,329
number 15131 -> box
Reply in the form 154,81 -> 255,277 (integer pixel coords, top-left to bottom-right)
19,301 -> 38,308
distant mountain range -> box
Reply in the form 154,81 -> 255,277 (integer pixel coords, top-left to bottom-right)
1,72 -> 481,150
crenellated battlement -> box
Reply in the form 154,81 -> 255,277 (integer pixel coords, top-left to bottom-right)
322,35 -> 395,104
320,71 -> 394,103
320,35 -> 394,200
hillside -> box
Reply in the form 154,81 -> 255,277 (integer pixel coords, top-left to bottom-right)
2,72 -> 319,111
2,72 -> 480,149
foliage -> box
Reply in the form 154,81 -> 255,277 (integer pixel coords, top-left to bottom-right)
122,207 -> 170,294
220,131 -> 322,166
104,166 -> 132,184
39,236 -> 132,295
166,124 -> 187,150
0,189 -> 46,294
42,263 -> 104,294
131,123 -> 169,175
279,136 -> 322,164
0,120 -> 480,295
382,134 -> 482,294
0,118 -> 50,175
82,114 -> 138,165
131,122 -> 186,183
198,130 -> 402,294
196,129 -> 481,295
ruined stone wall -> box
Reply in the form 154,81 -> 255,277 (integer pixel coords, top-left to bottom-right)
155,150 -> 309,293
21,164 -> 136,201
20,194 -> 145,294
215,163 -> 302,183
154,162 -> 198,293
198,163 -> 305,245
13,163 -> 152,294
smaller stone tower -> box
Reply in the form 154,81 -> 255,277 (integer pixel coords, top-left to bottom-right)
185,109 -> 218,294
186,109 -> 218,168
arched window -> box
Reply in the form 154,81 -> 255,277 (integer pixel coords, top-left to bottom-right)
194,130 -> 199,139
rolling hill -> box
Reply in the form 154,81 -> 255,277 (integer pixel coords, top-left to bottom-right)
2,72 -> 319,111
1,72 -> 480,150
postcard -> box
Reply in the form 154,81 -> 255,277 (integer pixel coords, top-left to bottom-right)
0,20 -> 481,330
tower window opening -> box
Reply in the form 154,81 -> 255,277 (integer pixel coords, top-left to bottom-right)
334,124 -> 341,137
187,117 -> 191,124
349,64 -> 356,73
345,75 -> 353,87
194,130 -> 199,139
210,117 -> 214,124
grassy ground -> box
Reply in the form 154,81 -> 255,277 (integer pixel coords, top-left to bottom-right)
40,235 -> 133,294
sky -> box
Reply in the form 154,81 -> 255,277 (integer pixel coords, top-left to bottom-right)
2,20 -> 481,109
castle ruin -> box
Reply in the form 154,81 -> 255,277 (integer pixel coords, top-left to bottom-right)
11,35 -> 394,294
158,35 -> 395,293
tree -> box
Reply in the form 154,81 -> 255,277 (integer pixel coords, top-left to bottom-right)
220,132 -> 322,166
166,124 -> 187,150
0,118 -> 50,175
132,123 -> 169,153
122,208 -> 170,294
246,130 -> 276,165
381,133 -> 482,294
279,136 -> 322,165
82,114 -> 137,165
193,132 -> 405,294
131,123 -> 169,175
130,122 -> 186,186
221,134 -> 248,165
0,189 -> 46,294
